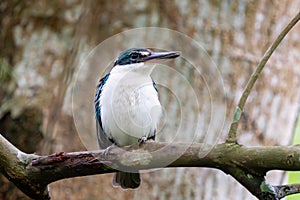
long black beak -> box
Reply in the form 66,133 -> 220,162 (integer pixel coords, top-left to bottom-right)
141,51 -> 180,62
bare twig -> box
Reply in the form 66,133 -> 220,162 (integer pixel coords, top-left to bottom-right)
275,183 -> 300,199
226,11 -> 300,143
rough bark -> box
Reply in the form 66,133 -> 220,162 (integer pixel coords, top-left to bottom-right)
2,133 -> 300,200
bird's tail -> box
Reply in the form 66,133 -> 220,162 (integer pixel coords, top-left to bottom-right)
113,171 -> 140,189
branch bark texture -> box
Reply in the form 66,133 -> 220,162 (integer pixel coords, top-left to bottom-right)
1,134 -> 300,199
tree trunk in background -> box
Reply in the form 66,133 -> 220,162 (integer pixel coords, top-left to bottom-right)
1,1 -> 300,199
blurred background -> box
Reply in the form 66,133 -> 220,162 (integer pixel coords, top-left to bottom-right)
1,0 -> 300,199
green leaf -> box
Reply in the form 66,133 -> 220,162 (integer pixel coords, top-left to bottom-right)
233,107 -> 242,123
287,115 -> 300,200
260,181 -> 276,194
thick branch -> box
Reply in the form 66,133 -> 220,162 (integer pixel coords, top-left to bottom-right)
226,11 -> 300,143
0,134 -> 48,199
31,143 -> 300,173
2,134 -> 300,199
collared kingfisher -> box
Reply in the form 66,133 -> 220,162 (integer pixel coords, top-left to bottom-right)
94,48 -> 180,189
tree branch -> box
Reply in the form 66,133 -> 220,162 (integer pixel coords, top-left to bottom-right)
272,183 -> 300,199
1,134 -> 300,199
0,134 -> 48,199
226,10 -> 300,143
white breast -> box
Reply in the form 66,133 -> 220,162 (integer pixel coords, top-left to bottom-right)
100,67 -> 162,146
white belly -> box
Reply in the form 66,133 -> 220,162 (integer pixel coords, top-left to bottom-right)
100,73 -> 162,146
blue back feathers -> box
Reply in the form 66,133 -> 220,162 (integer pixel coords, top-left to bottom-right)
152,81 -> 158,93
94,73 -> 110,128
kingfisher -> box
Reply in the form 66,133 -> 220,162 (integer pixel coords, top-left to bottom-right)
94,48 -> 180,189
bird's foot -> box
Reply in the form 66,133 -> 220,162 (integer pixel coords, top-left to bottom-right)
103,145 -> 113,159
138,136 -> 147,144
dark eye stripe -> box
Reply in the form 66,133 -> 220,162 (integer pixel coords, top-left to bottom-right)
114,48 -> 152,66
130,52 -> 139,60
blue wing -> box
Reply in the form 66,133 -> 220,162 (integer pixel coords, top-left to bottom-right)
152,80 -> 158,93
149,79 -> 158,140
94,73 -> 114,148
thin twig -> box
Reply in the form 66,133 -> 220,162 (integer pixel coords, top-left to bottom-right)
275,183 -> 300,199
226,11 -> 300,143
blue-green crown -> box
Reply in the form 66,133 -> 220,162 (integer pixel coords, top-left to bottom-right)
113,48 -> 151,66
113,48 -> 180,66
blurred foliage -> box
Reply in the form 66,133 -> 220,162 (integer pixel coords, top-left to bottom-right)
287,116 -> 300,200
0,106 -> 43,200
0,106 -> 43,153
0,57 -> 16,114
0,58 -> 13,82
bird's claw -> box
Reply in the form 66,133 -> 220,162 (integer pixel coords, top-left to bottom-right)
138,136 -> 147,144
103,145 -> 113,159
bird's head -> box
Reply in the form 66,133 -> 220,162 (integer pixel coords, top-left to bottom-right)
112,48 -> 180,74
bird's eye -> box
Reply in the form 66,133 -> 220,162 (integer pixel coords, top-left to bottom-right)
130,53 -> 139,60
